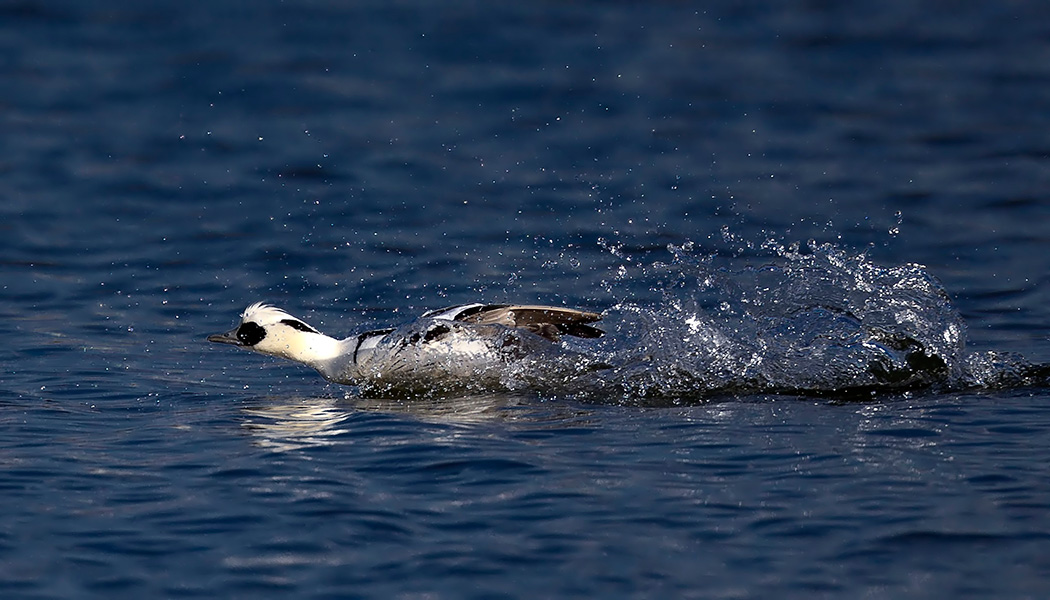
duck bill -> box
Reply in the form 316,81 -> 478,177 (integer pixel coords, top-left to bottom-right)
207,328 -> 243,346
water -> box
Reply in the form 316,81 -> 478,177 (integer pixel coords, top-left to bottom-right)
4,0 -> 1050,597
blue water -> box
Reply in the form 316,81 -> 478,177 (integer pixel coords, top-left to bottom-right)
4,0 -> 1050,597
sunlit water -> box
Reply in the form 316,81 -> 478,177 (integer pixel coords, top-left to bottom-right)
4,1 -> 1050,598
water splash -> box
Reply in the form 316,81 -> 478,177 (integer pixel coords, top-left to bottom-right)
337,240 -> 1044,403
518,240 -> 1042,401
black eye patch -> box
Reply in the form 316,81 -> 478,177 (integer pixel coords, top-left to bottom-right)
237,322 -> 267,346
280,319 -> 319,334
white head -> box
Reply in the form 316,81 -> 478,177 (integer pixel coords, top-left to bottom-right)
207,302 -> 342,366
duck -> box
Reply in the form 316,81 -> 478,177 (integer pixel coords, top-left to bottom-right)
207,302 -> 604,391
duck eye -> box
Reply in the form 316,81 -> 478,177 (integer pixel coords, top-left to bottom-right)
237,322 -> 267,346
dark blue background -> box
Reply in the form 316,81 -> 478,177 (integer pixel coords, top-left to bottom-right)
3,1 -> 1050,597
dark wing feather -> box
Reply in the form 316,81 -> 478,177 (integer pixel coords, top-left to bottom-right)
457,305 -> 603,341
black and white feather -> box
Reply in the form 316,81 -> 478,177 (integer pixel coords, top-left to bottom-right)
208,302 -> 604,391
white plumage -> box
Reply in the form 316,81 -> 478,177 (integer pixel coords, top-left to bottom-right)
208,302 -> 604,392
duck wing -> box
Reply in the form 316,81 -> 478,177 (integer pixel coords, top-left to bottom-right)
455,304 -> 604,341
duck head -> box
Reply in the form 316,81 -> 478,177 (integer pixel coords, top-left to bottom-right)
207,302 -> 341,365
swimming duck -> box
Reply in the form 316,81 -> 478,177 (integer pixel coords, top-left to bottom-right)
207,302 -> 604,390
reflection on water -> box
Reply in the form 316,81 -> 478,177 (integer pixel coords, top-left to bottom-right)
349,392 -> 528,422
240,393 -> 534,452
241,398 -> 355,452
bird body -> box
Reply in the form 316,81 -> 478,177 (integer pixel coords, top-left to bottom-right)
208,302 -> 604,391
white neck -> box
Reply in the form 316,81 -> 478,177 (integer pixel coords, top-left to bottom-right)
284,332 -> 366,383
287,332 -> 346,366
256,328 -> 348,368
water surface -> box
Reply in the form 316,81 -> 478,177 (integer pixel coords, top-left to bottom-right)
4,1 -> 1050,597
